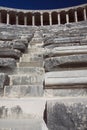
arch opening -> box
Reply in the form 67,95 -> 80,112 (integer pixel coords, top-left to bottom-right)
52,12 -> 58,25
60,11 -> 66,24
77,8 -> 84,21
18,12 -> 24,25
9,11 -> 16,25
27,13 -> 32,25
1,10 -> 7,24
68,9 -> 75,23
43,13 -> 49,25
34,13 -> 41,26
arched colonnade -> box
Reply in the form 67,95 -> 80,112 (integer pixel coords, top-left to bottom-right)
0,5 -> 87,26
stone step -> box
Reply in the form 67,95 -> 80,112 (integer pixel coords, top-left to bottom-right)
9,74 -> 43,85
20,55 -> 43,62
45,76 -> 87,89
45,69 -> 87,89
44,88 -> 87,97
0,67 -> 44,75
0,49 -> 21,59
28,47 -> 45,54
17,62 -> 44,67
45,54 -> 87,71
44,45 -> 87,57
4,85 -> 43,97
0,98 -> 46,119
0,119 -> 48,130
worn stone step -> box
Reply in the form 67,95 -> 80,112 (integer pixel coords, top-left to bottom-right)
45,69 -> 87,88
9,74 -> 43,85
0,119 -> 48,130
44,88 -> 87,97
45,76 -> 87,89
18,61 -> 43,67
4,85 -> 43,97
0,98 -> 46,119
28,47 -> 45,54
44,45 -> 87,58
45,54 -> 87,71
0,49 -> 21,59
0,67 -> 44,75
20,55 -> 43,62
0,58 -> 16,68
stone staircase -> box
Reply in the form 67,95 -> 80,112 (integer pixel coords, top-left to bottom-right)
0,26 -> 48,130
0,21 -> 87,130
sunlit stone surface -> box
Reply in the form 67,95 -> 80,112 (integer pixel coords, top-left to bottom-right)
0,4 -> 87,130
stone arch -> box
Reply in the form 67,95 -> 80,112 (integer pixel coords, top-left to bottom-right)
77,7 -> 84,21
51,11 -> 58,25
34,12 -> 41,26
43,12 -> 49,25
60,11 -> 66,24
1,10 -> 7,24
27,12 -> 32,25
9,11 -> 16,25
68,9 -> 75,23
18,12 -> 24,25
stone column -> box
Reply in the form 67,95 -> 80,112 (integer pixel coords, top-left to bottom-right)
7,12 -> 9,24
24,15 -> 27,25
16,13 -> 18,25
41,13 -> 43,26
0,11 -> 1,23
49,13 -> 52,25
66,13 -> 69,23
75,10 -> 78,22
83,8 -> 87,21
58,13 -> 60,25
32,14 -> 35,26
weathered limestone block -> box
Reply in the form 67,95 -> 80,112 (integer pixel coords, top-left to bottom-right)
46,98 -> 87,130
44,45 -> 87,58
18,61 -> 43,67
13,39 -> 28,47
0,58 -> 16,68
45,70 -> 87,88
0,41 -> 26,52
44,88 -> 87,97
44,36 -> 86,46
0,31 -> 18,40
0,67 -> 44,75
10,74 -> 43,85
45,54 -> 87,71
0,73 -> 9,88
4,85 -> 43,97
0,49 -> 21,59
20,54 -> 43,62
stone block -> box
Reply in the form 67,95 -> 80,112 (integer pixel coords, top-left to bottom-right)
0,49 -> 21,59
10,74 -> 43,85
0,67 -> 44,75
46,98 -> 87,130
0,119 -> 48,130
0,73 -> 9,88
44,45 -> 87,58
44,88 -> 87,97
0,41 -> 26,52
0,58 -> 16,68
45,54 -> 87,71
4,85 -> 43,97
18,62 -> 43,67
